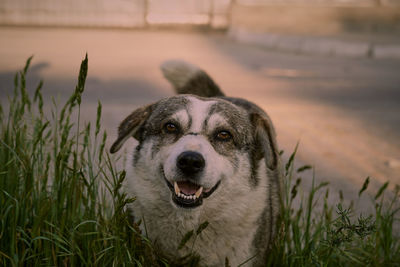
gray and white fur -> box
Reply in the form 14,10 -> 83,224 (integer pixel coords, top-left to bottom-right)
110,60 -> 282,266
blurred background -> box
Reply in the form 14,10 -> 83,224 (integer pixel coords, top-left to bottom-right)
0,0 -> 400,212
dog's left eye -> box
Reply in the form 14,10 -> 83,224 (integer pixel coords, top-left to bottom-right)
216,130 -> 232,141
164,122 -> 178,133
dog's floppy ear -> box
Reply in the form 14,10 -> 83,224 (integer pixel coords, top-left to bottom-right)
251,113 -> 279,170
110,104 -> 153,153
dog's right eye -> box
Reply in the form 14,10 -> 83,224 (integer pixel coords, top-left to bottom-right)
164,122 -> 178,133
215,130 -> 232,141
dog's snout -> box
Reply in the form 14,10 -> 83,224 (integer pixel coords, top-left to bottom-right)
177,151 -> 205,175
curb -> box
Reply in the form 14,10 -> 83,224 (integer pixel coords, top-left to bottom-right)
228,27 -> 400,59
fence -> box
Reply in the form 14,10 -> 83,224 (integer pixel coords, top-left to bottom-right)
0,0 -> 231,28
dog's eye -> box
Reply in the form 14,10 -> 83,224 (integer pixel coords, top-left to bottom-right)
216,130 -> 232,141
164,122 -> 178,133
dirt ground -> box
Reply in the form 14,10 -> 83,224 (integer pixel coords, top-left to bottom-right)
1,27 -> 399,213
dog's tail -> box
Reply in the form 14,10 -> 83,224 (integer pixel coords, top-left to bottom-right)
160,60 -> 225,97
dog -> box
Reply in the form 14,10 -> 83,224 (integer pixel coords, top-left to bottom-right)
110,60 -> 282,266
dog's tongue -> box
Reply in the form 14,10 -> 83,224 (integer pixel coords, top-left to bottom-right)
178,181 -> 199,195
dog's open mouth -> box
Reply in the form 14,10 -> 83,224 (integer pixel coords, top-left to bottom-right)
164,179 -> 220,208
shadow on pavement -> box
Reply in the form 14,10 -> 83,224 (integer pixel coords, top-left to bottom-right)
0,61 -> 169,105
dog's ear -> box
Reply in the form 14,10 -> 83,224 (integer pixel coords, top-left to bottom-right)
250,113 -> 279,170
110,104 -> 153,153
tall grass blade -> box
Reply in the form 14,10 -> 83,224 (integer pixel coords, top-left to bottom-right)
358,176 -> 370,197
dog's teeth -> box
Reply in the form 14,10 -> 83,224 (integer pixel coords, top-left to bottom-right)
195,187 -> 203,198
174,182 -> 180,195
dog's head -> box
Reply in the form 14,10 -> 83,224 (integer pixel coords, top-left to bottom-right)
110,94 -> 279,209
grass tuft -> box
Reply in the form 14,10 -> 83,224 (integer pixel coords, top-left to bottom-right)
0,56 -> 158,266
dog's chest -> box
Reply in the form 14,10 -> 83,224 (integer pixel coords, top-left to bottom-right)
131,197 -> 259,266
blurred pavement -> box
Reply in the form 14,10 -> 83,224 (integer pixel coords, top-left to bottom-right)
0,26 -> 399,213
229,28 -> 400,59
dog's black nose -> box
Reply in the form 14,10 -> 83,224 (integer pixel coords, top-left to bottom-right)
177,151 -> 205,175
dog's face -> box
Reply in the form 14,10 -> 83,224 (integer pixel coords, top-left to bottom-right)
111,94 -> 278,210
147,95 -> 253,208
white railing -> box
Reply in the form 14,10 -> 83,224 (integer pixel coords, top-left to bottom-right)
0,0 -> 231,28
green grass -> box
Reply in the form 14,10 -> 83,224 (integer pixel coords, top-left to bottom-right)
0,56 -> 399,266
